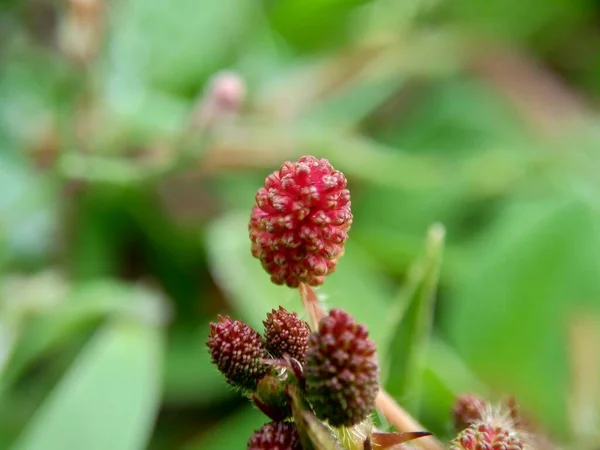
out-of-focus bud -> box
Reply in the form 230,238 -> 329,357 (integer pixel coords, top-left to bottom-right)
452,393 -> 488,432
188,71 -> 246,130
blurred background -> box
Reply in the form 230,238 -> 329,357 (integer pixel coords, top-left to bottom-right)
1,0 -> 600,448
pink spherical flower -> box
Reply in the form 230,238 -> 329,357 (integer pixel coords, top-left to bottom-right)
249,156 -> 352,287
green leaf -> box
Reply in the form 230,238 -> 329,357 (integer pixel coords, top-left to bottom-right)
0,154 -> 57,265
107,0 -> 260,93
1,280 -> 167,388
382,224 -> 445,413
268,0 -> 372,52
450,0 -> 589,43
288,384 -> 342,450
182,405 -> 265,450
205,211 -> 393,347
419,338 -> 489,437
302,75 -> 407,129
12,320 -> 164,450
163,325 -> 234,405
445,188 -> 600,434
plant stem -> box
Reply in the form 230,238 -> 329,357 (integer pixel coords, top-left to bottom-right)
297,284 -> 325,330
375,391 -> 444,450
297,283 -> 444,450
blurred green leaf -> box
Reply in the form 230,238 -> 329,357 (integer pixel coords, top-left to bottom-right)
205,211 -> 393,346
302,75 -> 406,129
0,154 -> 57,266
67,191 -> 127,281
419,337 -> 489,437
0,44 -> 75,149
163,325 -> 233,405
1,280 -> 168,389
450,0 -> 591,44
382,224 -> 445,414
108,0 -> 260,93
204,211 -> 298,329
0,271 -> 68,376
183,405 -> 265,450
374,79 -> 529,153
445,186 -> 600,434
12,320 -> 164,450
425,337 -> 488,399
268,0 -> 372,52
288,384 -> 343,450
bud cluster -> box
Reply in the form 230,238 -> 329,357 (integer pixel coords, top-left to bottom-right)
207,307 -> 380,431
204,156 -> 534,449
206,309 -> 310,393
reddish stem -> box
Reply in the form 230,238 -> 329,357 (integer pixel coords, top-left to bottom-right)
297,283 -> 325,330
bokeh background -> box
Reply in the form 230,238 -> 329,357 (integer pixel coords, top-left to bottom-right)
1,0 -> 600,448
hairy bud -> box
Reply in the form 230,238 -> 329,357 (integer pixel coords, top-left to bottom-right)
453,393 -> 488,432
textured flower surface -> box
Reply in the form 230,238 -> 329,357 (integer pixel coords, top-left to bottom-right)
207,315 -> 269,391
247,421 -> 302,450
304,308 -> 379,427
450,422 -> 524,450
264,306 -> 311,364
249,155 -> 352,287
453,393 -> 487,431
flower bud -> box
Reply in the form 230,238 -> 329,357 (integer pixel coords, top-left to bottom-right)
189,71 -> 246,130
452,393 -> 487,432
304,308 -> 379,427
247,421 -> 302,450
249,156 -> 352,287
264,306 -> 310,364
207,315 -> 269,391
450,422 -> 524,450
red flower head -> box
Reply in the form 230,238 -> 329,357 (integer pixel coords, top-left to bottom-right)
304,308 -> 379,427
207,315 -> 269,391
249,156 -> 352,287
247,421 -> 302,450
